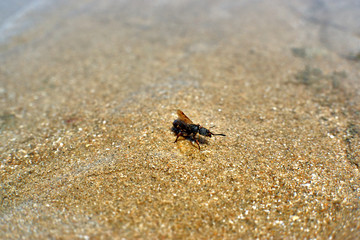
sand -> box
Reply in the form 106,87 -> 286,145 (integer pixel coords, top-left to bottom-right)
1,0 -> 360,239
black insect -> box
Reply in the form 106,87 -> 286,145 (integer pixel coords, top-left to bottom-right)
172,109 -> 226,150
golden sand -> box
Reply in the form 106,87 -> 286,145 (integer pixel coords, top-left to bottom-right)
1,0 -> 359,239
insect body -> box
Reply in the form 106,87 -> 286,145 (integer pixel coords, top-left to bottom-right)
172,110 -> 226,150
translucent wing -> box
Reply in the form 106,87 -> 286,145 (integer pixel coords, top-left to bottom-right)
176,109 -> 193,124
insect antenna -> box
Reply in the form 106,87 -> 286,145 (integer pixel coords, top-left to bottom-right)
212,133 -> 226,136
208,126 -> 226,136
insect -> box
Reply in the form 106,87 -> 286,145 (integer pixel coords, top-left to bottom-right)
172,109 -> 226,150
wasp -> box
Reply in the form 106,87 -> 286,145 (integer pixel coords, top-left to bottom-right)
172,109 -> 226,150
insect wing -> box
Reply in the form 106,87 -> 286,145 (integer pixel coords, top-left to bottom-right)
176,109 -> 193,124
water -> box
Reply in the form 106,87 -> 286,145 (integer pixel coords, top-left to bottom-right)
0,0 -> 52,44
1,0 -> 359,57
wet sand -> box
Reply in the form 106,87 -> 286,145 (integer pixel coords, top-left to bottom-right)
1,0 -> 360,239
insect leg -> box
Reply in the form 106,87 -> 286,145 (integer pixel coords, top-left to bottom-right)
174,133 -> 182,143
195,139 -> 201,150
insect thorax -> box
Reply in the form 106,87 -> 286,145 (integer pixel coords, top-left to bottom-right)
189,124 -> 200,133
